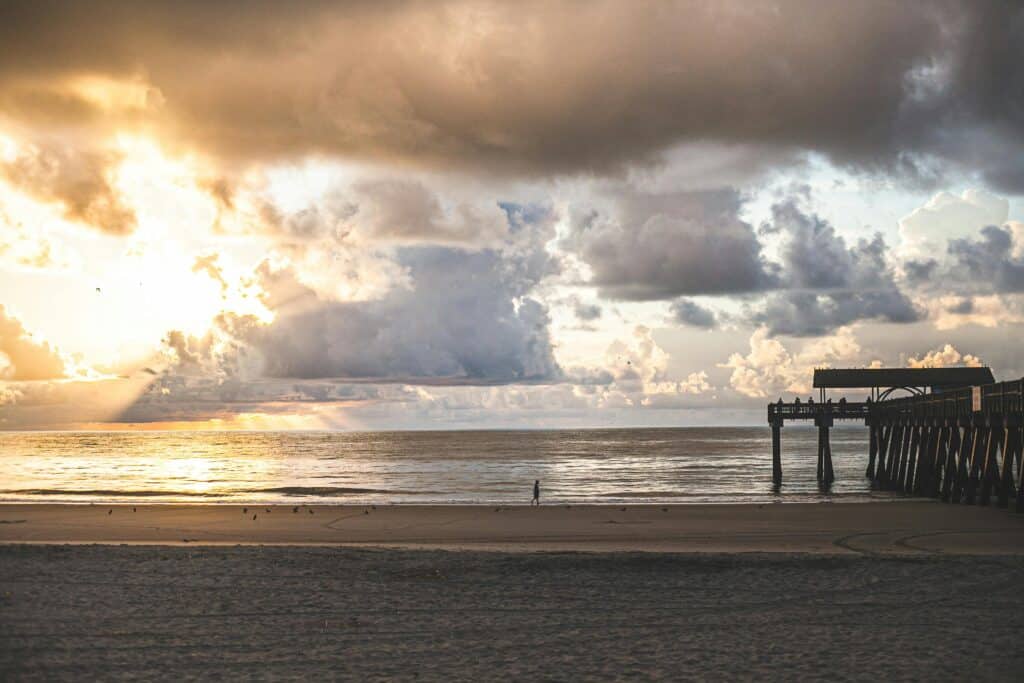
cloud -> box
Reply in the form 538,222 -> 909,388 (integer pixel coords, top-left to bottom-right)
947,225 -> 1024,293
720,326 -> 866,399
191,253 -> 228,293
566,188 -> 776,300
670,299 -> 717,329
568,296 -> 602,323
1,2 -> 1019,185
0,137 -> 135,234
898,189 -> 1009,260
750,199 -> 921,336
258,178 -> 509,246
907,343 -> 982,368
0,305 -> 67,380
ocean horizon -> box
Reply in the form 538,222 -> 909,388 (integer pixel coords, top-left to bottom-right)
0,426 -> 908,506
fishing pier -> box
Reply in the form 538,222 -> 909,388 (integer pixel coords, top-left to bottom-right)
768,367 -> 1024,512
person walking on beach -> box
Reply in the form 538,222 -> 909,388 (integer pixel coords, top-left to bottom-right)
532,479 -> 540,506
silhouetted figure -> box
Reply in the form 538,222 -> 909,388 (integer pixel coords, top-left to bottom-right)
794,397 -> 801,405
532,479 -> 540,505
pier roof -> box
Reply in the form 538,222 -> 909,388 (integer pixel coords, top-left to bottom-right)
813,367 -> 994,390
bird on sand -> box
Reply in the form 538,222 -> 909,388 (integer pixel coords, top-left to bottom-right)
293,507 -> 298,513
252,514 -> 257,520
108,509 -> 112,515
308,509 -> 314,514
133,507 -> 137,512
243,507 -> 247,514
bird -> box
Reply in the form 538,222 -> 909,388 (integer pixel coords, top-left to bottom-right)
252,514 -> 257,520
265,508 -> 271,513
620,507 -> 627,512
133,507 -> 137,513
308,509 -> 314,515
293,507 -> 298,513
243,507 -> 247,514
108,509 -> 112,515
95,287 -> 101,294
661,507 -> 668,512
364,510 -> 369,515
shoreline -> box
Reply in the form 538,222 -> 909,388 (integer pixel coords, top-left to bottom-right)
3,501 -> 1024,554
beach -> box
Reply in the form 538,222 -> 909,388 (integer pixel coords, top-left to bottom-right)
3,502 -> 1024,680
2,501 -> 1024,553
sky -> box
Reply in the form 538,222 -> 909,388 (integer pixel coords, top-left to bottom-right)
0,0 -> 1022,430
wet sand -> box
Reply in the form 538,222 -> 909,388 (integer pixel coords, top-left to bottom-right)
2,501 -> 1024,553
3,502 -> 1024,680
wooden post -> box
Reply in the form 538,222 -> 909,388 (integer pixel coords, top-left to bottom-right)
771,419 -> 783,486
952,425 -> 973,504
904,425 -> 921,494
1016,426 -> 1024,513
941,425 -> 959,502
816,424 -> 824,483
816,416 -> 834,487
928,425 -> 949,498
979,422 -> 1003,507
965,425 -> 986,505
823,426 -> 835,486
874,424 -> 890,487
865,421 -> 878,479
886,423 -> 902,490
997,425 -> 1017,508
895,424 -> 912,492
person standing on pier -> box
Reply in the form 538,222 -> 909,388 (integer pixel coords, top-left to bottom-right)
532,479 -> 540,505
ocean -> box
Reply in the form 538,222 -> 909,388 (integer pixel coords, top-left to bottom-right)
0,427 -> 905,505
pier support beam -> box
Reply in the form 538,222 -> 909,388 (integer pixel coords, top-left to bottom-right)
904,425 -> 921,494
979,421 -> 1003,507
998,425 -> 1018,508
874,425 -> 891,487
771,419 -> 783,486
816,416 -> 834,487
865,421 -> 878,479
941,425 -> 960,502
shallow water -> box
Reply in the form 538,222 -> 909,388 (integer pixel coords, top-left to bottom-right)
0,427 -> 906,504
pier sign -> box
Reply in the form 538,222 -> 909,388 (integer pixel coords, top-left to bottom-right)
972,386 -> 982,412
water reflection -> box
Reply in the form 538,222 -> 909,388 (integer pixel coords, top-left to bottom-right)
0,427 -> 909,504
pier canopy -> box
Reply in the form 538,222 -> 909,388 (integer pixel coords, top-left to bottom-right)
813,367 -> 995,400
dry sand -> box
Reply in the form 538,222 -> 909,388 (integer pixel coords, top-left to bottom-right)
3,502 -> 1024,680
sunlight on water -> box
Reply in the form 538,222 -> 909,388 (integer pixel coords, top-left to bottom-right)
0,427 -> 910,505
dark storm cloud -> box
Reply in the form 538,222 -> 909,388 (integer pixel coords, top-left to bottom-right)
0,1 -> 1019,184
670,299 -> 717,329
749,199 -> 922,336
565,189 -> 777,300
947,226 -> 1024,293
751,290 -> 921,338
219,244 -> 561,384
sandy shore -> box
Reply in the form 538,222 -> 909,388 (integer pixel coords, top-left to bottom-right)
2,544 -> 1023,680
2,501 -> 1024,554
4,503 -> 1024,679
